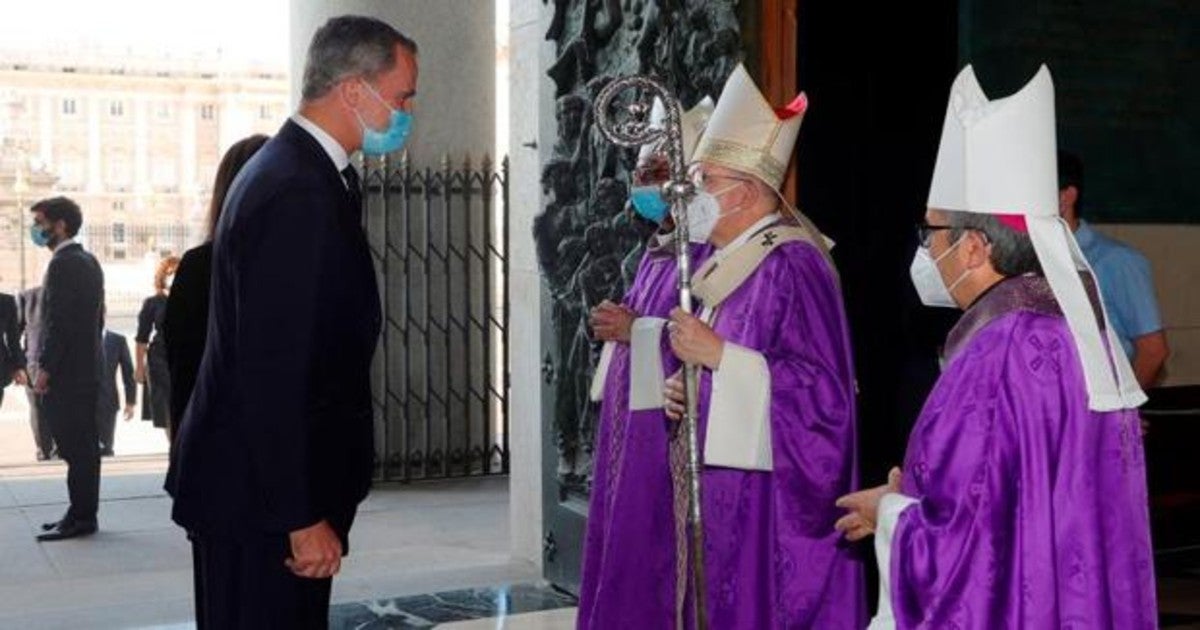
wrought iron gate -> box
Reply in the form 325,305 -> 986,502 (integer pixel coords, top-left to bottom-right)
360,153 -> 509,482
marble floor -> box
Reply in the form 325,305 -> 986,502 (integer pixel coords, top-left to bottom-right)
124,585 -> 577,630
61,574 -> 1200,629
345,570 -> 1200,630
437,608 -> 577,629
330,584 -> 577,629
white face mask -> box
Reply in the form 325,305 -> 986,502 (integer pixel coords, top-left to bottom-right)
684,182 -> 743,243
909,235 -> 970,308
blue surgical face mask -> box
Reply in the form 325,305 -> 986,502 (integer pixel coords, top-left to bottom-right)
30,224 -> 51,248
629,185 -> 669,224
356,81 -> 412,156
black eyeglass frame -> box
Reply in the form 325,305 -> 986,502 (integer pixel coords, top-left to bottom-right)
916,222 -> 954,248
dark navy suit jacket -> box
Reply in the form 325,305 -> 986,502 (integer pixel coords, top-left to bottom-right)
166,120 -> 381,542
39,244 -> 104,392
0,293 -> 22,387
98,330 -> 136,414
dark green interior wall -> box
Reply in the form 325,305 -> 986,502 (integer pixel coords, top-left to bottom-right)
959,0 -> 1199,223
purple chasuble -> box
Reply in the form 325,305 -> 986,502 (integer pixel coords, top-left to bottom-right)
689,239 -> 866,629
578,239 -> 712,629
888,275 -> 1156,628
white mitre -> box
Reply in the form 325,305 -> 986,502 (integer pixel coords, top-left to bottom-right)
690,63 -> 835,254
637,96 -> 715,165
929,64 -> 1145,411
691,63 -> 806,191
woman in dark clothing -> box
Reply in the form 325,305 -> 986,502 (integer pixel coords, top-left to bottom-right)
163,134 -> 269,444
137,256 -> 179,438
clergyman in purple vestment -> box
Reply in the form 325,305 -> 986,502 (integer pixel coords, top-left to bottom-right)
577,98 -> 718,629
836,65 -> 1156,630
577,230 -> 714,629
887,271 -> 1154,628
662,63 -> 866,630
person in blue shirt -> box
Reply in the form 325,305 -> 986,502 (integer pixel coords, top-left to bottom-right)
1059,150 -> 1170,388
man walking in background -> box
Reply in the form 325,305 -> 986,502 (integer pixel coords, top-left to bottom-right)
96,304 -> 136,457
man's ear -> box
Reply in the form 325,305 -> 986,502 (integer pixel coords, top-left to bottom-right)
963,230 -> 992,269
338,79 -> 363,109
728,180 -> 753,209
739,179 -> 770,209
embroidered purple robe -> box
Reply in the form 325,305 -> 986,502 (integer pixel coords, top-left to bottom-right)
686,237 -> 866,629
874,275 -> 1156,629
578,239 -> 710,629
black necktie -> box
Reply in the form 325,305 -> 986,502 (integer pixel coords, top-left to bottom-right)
341,165 -> 362,212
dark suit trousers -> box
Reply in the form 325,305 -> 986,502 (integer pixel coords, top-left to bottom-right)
191,533 -> 333,630
40,387 -> 100,523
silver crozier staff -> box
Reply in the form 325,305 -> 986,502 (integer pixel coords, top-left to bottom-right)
593,76 -> 709,630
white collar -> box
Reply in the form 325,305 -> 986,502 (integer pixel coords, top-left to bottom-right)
53,237 -> 77,253
715,212 -> 782,260
291,113 -> 350,174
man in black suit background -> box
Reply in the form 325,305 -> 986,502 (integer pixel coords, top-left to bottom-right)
166,15 -> 416,628
17,286 -> 55,460
97,304 -> 136,457
0,291 -> 24,407
29,197 -> 105,541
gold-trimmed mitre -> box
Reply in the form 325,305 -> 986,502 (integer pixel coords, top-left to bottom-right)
691,63 -> 807,191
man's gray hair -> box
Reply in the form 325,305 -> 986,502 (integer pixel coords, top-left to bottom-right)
947,211 -> 1042,277
301,15 -> 418,101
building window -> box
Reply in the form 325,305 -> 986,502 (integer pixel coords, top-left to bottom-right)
200,104 -> 215,120
109,100 -> 125,117
152,159 -> 177,189
112,200 -> 125,212
156,102 -> 172,119
157,224 -> 183,255
259,104 -> 272,119
112,222 -> 126,244
107,157 -> 131,187
62,99 -> 77,115
58,159 -> 83,187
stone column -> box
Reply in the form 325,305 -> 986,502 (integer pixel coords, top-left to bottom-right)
38,93 -> 53,165
506,0 -> 552,570
134,96 -> 150,195
87,96 -> 102,193
288,0 -> 495,166
179,92 -> 197,195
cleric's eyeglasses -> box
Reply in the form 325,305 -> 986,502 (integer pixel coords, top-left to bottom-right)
916,223 -> 954,248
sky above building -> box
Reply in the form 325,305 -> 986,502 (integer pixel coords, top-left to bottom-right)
0,0 -> 290,65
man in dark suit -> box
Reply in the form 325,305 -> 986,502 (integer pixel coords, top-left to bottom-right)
166,15 -> 416,628
97,305 -> 136,456
0,291 -> 24,408
29,196 -> 105,541
17,286 -> 55,460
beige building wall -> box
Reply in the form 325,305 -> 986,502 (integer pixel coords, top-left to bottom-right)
1096,224 -> 1200,387
0,47 -> 288,297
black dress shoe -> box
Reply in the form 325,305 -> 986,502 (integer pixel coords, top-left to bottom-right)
36,520 -> 97,541
41,513 -> 71,531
